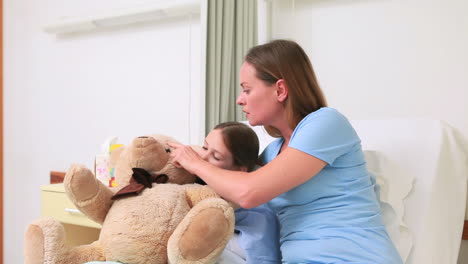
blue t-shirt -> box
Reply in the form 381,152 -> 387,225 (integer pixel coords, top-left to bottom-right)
234,205 -> 281,263
261,107 -> 402,264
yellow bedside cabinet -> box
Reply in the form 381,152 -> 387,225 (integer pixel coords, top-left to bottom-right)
41,184 -> 101,246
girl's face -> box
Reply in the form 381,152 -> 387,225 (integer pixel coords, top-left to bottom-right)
199,129 -> 245,171
236,62 -> 283,127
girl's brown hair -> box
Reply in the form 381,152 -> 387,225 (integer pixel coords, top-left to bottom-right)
195,122 -> 259,185
244,39 -> 328,137
214,122 -> 259,172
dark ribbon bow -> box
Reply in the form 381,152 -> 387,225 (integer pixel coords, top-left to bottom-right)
112,168 -> 168,200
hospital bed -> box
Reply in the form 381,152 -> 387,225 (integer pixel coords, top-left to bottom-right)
51,119 -> 468,264
249,118 -> 468,264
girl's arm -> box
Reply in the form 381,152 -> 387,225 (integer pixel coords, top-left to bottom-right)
168,142 -> 326,208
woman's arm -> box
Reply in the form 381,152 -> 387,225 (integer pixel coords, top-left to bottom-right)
169,142 -> 326,208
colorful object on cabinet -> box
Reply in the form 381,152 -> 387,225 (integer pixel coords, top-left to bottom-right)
95,137 -> 123,187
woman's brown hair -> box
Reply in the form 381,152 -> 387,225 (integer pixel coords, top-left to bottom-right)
244,39 -> 327,137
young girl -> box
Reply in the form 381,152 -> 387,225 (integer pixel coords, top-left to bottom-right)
195,122 -> 281,264
87,122 -> 280,264
169,40 -> 403,263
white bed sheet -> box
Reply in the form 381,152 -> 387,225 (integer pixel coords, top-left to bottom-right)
364,149 -> 414,261
351,119 -> 468,264
217,233 -> 246,264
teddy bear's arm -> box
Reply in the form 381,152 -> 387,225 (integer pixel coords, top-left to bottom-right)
169,186 -> 236,264
184,185 -> 220,207
186,185 -> 241,210
64,164 -> 114,224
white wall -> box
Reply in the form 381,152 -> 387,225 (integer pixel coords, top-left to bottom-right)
270,0 -> 468,262
271,0 -> 468,137
3,0 -> 202,263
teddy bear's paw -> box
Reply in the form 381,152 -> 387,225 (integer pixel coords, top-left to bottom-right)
24,223 -> 45,264
167,198 -> 234,264
24,217 -> 66,264
64,164 -> 100,202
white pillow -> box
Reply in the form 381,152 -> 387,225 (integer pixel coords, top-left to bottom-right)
242,123 -> 276,154
364,150 -> 414,262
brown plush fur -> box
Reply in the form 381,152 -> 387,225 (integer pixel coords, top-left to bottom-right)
24,135 -> 235,264
168,198 -> 234,263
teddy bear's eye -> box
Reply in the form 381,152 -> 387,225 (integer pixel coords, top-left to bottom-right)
165,148 -> 171,153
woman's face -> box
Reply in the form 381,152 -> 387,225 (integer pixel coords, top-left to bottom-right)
236,62 -> 283,127
199,129 -> 243,171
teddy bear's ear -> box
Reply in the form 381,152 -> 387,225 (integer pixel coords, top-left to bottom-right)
148,134 -> 177,146
109,146 -> 125,168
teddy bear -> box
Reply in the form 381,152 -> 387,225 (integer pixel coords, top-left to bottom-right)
24,134 -> 235,264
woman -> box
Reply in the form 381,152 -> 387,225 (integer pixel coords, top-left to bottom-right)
169,40 -> 403,263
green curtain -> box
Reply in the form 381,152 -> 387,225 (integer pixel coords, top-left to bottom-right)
205,0 -> 257,134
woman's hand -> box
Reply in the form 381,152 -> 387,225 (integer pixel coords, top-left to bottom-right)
167,142 -> 204,174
